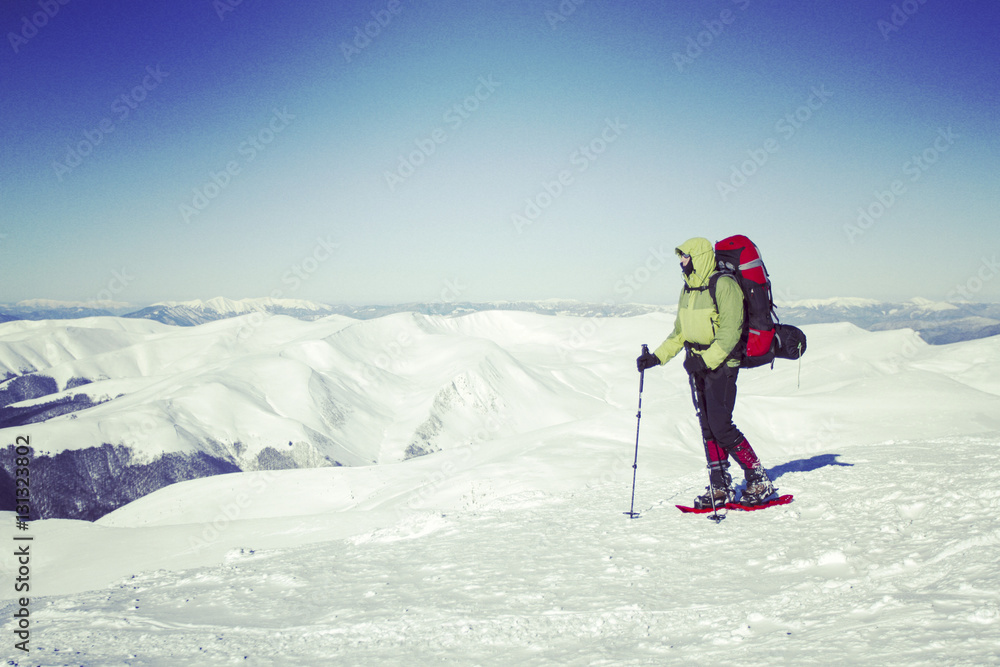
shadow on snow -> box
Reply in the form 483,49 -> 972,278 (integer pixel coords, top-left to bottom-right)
768,454 -> 853,482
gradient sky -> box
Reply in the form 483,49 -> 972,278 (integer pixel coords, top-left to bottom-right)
2,0 -> 998,306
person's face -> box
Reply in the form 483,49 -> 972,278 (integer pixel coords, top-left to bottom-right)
679,252 -> 695,277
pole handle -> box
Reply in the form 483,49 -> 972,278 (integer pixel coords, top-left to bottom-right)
639,344 -> 649,392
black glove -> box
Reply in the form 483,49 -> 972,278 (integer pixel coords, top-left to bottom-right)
636,350 -> 660,372
683,352 -> 710,376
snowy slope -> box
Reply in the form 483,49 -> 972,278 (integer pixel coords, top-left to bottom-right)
2,450 -> 998,664
0,316 -> 173,380
5,435 -> 997,665
1,313 -> 999,664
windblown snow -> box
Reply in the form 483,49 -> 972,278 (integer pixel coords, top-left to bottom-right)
2,310 -> 999,665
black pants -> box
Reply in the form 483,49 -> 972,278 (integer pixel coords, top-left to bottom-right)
690,363 -> 744,451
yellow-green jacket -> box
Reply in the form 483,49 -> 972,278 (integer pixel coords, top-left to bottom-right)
654,237 -> 744,370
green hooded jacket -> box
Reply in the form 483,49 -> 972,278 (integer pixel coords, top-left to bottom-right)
653,237 -> 744,370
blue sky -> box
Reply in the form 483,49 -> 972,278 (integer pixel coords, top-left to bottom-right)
1,0 -> 998,306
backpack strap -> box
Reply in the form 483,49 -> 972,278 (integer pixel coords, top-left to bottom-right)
711,272 -> 746,365
707,271 -> 722,308
683,272 -> 744,364
683,272 -> 723,301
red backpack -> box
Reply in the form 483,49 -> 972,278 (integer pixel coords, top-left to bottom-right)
710,235 -> 806,368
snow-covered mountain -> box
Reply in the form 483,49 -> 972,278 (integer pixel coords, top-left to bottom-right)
329,299 -> 678,320
122,296 -> 341,326
7,295 -> 999,345
0,298 -> 134,321
0,311 -> 615,519
775,297 -> 1000,344
118,297 -> 673,325
1,309 -> 998,664
3,305 -> 1000,524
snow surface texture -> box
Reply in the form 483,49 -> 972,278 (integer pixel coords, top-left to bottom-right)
2,311 -> 1000,665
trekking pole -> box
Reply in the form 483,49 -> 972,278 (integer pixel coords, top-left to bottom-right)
624,344 -> 648,519
687,367 -> 725,524
796,341 -> 803,389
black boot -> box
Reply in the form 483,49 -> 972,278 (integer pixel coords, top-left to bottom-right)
740,463 -> 776,506
693,466 -> 734,510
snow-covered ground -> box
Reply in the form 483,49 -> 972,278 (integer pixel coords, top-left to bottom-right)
2,312 -> 1000,665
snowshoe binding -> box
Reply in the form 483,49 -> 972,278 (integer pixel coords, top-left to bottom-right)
693,469 -> 734,510
739,463 -> 776,507
693,485 -> 734,510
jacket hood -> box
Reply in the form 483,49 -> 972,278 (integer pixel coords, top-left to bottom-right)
676,237 -> 716,288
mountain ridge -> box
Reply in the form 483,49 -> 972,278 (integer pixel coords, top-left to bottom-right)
4,295 -> 999,345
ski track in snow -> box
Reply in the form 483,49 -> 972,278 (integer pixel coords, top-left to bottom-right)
4,438 -> 999,666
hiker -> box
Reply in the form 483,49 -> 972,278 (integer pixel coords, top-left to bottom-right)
635,237 -> 776,508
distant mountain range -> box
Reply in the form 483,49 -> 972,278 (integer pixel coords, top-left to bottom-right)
774,297 -> 1000,345
122,296 -> 340,326
0,298 -> 134,322
2,296 -> 999,344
